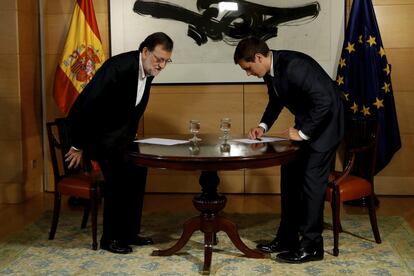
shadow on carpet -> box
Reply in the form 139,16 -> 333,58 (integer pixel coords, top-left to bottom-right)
0,211 -> 413,275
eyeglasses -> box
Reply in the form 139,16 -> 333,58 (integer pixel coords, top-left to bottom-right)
151,51 -> 172,65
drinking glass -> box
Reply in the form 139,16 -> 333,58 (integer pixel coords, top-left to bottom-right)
189,119 -> 202,142
220,142 -> 231,153
219,118 -> 231,140
188,141 -> 200,155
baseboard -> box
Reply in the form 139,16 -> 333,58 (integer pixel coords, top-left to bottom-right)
375,176 -> 414,195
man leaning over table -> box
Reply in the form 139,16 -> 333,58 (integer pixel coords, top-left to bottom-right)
64,32 -> 174,254
234,37 -> 344,263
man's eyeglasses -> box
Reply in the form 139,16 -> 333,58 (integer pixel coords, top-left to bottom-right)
151,52 -> 172,65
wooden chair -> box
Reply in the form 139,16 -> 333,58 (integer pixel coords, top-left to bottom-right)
47,118 -> 102,250
326,118 -> 382,256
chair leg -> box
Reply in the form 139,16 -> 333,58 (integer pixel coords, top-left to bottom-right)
339,221 -> 343,233
49,193 -> 62,240
90,192 -> 98,250
81,203 -> 90,229
331,188 -> 341,256
213,232 -> 218,245
367,195 -> 382,244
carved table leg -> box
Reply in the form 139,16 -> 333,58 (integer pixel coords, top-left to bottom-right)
203,231 -> 214,272
216,216 -> 264,258
153,171 -> 266,273
153,216 -> 200,256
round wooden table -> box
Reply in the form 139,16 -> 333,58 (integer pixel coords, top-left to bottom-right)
128,136 -> 300,273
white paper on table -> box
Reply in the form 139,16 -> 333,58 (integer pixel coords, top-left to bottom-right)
134,138 -> 189,146
232,137 -> 287,144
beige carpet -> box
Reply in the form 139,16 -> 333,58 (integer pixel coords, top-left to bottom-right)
0,211 -> 413,275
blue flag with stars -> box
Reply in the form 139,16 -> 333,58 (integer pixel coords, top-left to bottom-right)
336,0 -> 401,174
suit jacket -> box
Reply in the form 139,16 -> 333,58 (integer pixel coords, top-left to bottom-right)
261,50 -> 344,152
67,50 -> 154,160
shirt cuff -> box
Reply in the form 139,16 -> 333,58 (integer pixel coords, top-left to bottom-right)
298,130 -> 310,140
258,123 -> 268,133
71,146 -> 81,152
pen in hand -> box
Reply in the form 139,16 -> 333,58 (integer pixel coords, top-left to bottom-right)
255,137 -> 262,141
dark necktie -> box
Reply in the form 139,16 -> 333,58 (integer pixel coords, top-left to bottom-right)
264,74 -> 279,97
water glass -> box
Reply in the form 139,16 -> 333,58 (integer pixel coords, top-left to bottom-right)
189,119 -> 202,142
219,118 -> 231,140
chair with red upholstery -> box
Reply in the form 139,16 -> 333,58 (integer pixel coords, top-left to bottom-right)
326,118 -> 382,256
47,118 -> 102,250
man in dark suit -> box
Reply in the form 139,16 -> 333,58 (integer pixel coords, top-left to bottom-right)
64,32 -> 173,254
234,37 -> 344,263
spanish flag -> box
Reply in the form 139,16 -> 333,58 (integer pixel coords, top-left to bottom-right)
53,0 -> 105,116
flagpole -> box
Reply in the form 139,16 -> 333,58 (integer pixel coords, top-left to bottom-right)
345,0 -> 348,26
39,0 -> 50,191
108,0 -> 112,57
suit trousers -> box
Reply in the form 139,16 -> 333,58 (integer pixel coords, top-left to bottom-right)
277,144 -> 336,246
98,153 -> 147,241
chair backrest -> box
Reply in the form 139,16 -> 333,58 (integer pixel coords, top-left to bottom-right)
46,118 -> 90,185
343,118 -> 379,182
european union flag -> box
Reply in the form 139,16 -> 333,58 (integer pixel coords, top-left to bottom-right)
336,0 -> 401,173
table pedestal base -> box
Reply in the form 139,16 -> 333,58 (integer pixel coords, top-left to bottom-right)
152,171 -> 267,273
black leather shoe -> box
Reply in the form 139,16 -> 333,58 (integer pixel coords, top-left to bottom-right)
256,237 -> 298,253
100,239 -> 133,254
125,235 -> 154,246
276,242 -> 324,263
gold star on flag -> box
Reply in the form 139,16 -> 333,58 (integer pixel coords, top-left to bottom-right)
336,75 -> 344,86
373,97 -> 384,109
379,46 -> 386,58
338,58 -> 346,68
361,105 -> 371,116
345,42 -> 356,54
351,102 -> 358,114
358,35 -> 363,43
383,64 -> 391,75
343,92 -> 349,101
367,35 -> 377,47
382,82 -> 391,93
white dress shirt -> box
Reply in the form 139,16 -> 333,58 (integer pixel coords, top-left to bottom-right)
136,53 -> 147,106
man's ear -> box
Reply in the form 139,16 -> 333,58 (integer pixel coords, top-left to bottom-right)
255,53 -> 264,63
142,47 -> 150,58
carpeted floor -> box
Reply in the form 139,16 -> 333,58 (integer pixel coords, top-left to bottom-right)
0,211 -> 413,275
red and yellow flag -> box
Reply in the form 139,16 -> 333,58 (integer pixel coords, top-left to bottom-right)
53,0 -> 105,116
